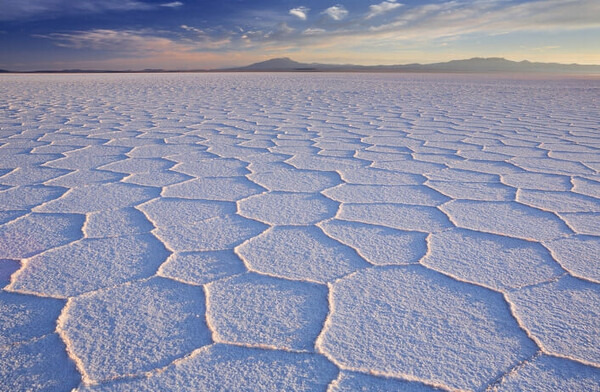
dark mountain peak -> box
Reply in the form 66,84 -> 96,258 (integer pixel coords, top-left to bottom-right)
242,57 -> 306,70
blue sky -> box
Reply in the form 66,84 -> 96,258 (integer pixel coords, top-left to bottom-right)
0,0 -> 598,70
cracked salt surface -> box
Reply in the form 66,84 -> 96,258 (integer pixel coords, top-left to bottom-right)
1,73 -> 599,391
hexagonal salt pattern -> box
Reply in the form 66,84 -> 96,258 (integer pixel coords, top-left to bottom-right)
318,266 -> 537,391
238,192 -> 338,226
58,278 -> 212,383
236,226 -> 368,283
78,344 -> 338,392
422,229 -> 563,290
2,73 -> 600,391
206,273 -> 328,350
10,234 -> 169,297
507,275 -> 600,366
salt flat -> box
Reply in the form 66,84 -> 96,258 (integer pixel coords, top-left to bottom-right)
1,73 -> 599,391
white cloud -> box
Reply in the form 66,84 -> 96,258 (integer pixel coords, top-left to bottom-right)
303,28 -> 327,35
181,25 -> 204,34
289,6 -> 310,20
323,5 -> 349,21
366,0 -> 402,19
160,1 -> 183,7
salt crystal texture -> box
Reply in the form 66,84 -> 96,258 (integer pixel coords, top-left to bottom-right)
1,73 -> 599,390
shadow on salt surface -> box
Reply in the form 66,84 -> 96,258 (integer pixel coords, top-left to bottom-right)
318,265 -> 537,391
0,334 -> 80,392
78,344 -> 338,392
206,273 -> 328,350
8,233 -> 169,298
0,259 -> 20,289
0,291 -> 64,345
0,210 -> 27,225
493,354 -> 600,391
0,213 -> 84,259
0,185 -> 66,211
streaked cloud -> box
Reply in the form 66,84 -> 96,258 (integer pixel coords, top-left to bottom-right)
323,5 -> 349,21
366,0 -> 402,20
33,29 -> 187,53
303,28 -> 327,35
181,25 -> 204,34
160,2 -> 183,7
289,6 -> 310,20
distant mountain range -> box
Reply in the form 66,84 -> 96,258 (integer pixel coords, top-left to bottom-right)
2,57 -> 599,74
226,57 -> 600,74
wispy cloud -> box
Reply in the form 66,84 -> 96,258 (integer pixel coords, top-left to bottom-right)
289,6 -> 310,21
323,5 -> 349,21
33,29 -> 191,54
303,28 -> 327,36
160,2 -> 183,8
366,0 -> 403,20
0,0 -> 157,21
181,25 -> 204,34
367,0 -> 600,37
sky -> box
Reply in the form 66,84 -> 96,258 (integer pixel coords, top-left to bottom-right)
0,0 -> 599,71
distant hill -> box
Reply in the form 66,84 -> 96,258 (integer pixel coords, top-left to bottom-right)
2,57 -> 599,74
226,57 -> 600,74
238,58 -> 314,71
